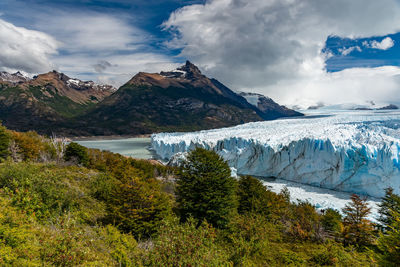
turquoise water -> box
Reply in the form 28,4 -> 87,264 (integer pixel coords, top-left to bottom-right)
76,138 -> 155,159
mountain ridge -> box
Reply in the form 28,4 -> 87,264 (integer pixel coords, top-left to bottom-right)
0,61 -> 302,136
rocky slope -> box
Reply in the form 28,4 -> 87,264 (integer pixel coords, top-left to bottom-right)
239,92 -> 303,119
0,71 -> 116,132
0,62 -> 301,136
78,61 -> 265,135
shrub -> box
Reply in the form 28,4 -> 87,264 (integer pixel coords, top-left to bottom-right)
145,217 -> 231,266
11,131 -> 43,161
0,124 -> 10,160
224,214 -> 281,266
288,201 -> 323,241
176,147 -> 237,228
0,196 -> 41,266
237,175 -> 274,216
64,142 -> 89,166
0,162 -> 105,223
93,173 -> 172,238
321,208 -> 343,237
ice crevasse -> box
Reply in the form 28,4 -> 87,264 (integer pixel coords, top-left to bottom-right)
151,111 -> 400,198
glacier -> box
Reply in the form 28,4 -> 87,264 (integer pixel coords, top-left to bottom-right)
151,110 -> 400,198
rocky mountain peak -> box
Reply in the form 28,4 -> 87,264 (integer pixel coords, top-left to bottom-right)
32,71 -> 116,93
239,91 -> 303,119
177,60 -> 202,75
0,71 -> 31,84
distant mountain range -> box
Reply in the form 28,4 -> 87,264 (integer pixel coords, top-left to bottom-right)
0,61 -> 302,136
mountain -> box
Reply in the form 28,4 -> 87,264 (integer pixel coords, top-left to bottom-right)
77,61 -> 265,135
0,71 -> 116,132
0,71 -> 30,84
239,92 -> 303,119
0,62 -> 301,136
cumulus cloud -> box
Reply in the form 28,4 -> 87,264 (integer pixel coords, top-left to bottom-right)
33,12 -> 178,85
339,46 -> 362,56
0,18 -> 58,73
363,37 -> 395,50
163,0 -> 400,106
0,10 -> 177,86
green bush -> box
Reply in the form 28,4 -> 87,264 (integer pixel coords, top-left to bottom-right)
224,214 -> 281,266
0,124 -> 10,160
287,201 -> 323,241
176,147 -> 237,228
321,208 -> 343,237
237,175 -> 276,216
0,162 -> 105,223
92,172 -> 172,238
145,217 -> 231,266
64,142 -> 89,166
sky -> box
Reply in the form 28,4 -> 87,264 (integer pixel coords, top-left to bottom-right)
2,0 -> 400,108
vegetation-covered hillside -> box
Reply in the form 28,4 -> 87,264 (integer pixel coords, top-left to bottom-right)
0,125 -> 398,266
0,62 -> 302,136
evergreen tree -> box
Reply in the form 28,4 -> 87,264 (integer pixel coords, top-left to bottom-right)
176,147 -> 237,228
106,176 -> 172,237
376,212 -> 400,266
321,208 -> 343,238
237,175 -> 274,216
378,187 -> 400,231
342,194 -> 374,247
0,124 -> 10,160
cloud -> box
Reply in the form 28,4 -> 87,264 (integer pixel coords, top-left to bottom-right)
339,46 -> 362,56
363,37 -> 395,50
0,18 -> 58,73
93,60 -> 116,73
277,66 -> 400,109
33,12 -> 178,85
36,13 -> 147,52
56,52 -> 179,87
0,9 -> 178,86
163,0 -> 400,106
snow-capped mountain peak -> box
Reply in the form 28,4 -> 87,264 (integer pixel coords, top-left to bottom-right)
0,71 -> 31,84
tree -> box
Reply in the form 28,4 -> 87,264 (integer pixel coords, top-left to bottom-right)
0,124 -> 10,160
289,201 -> 322,241
237,175 -> 275,216
375,212 -> 400,266
342,194 -> 374,247
378,187 -> 400,231
94,174 -> 171,238
321,208 -> 343,238
176,147 -> 237,228
64,142 -> 89,167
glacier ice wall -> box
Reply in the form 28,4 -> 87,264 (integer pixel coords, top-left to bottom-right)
151,111 -> 400,198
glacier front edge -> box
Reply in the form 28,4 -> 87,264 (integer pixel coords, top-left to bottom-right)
151,110 -> 400,198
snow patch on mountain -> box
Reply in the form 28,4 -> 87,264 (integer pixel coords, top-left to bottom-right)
0,71 -> 31,83
67,78 -> 117,92
151,110 -> 400,198
240,93 -> 260,106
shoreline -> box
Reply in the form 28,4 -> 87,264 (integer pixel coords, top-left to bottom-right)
70,134 -> 152,141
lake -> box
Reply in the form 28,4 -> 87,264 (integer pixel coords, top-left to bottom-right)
76,137 -> 156,159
